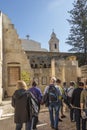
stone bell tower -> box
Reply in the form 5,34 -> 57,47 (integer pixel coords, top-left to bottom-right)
49,31 -> 59,52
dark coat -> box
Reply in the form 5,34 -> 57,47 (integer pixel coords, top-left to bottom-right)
12,89 -> 29,123
71,87 -> 83,107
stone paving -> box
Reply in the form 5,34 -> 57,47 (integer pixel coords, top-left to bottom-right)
0,98 -> 77,130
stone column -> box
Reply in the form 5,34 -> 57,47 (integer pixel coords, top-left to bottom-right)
0,12 -> 3,104
62,64 -> 65,82
51,58 -> 56,77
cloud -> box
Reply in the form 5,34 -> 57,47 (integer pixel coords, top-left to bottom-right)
48,0 -> 65,11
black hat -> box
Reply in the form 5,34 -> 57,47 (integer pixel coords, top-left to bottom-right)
78,81 -> 84,86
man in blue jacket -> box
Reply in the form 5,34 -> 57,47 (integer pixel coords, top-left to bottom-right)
27,80 -> 42,130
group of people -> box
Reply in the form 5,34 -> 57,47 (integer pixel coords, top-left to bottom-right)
43,77 -> 66,130
70,81 -> 87,130
11,77 -> 87,130
62,80 -> 87,130
12,80 -> 42,130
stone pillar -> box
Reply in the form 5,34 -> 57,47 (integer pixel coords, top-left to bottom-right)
0,12 -> 3,104
51,58 -> 56,77
0,68 -> 2,104
62,64 -> 65,82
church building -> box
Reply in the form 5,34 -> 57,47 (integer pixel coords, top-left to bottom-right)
0,11 -> 81,103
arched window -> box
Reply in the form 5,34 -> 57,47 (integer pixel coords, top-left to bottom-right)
48,64 -> 51,68
54,43 -> 57,49
42,77 -> 47,85
31,64 -> 33,68
43,64 -> 46,68
35,64 -> 38,68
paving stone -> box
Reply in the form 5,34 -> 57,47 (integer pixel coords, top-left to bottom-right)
0,99 -> 78,130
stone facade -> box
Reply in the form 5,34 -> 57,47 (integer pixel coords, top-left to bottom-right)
0,11 -> 82,103
0,12 -> 31,100
80,65 -> 87,82
25,51 -> 79,88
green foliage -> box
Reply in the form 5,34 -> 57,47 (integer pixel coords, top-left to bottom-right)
40,85 -> 45,93
66,0 -> 87,64
75,52 -> 86,66
21,71 -> 31,87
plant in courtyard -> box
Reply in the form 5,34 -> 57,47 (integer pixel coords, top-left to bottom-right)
21,71 -> 31,87
66,0 -> 87,65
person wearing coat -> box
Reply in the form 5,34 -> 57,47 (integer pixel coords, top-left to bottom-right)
12,80 -> 29,130
27,80 -> 43,130
71,81 -> 84,130
80,82 -> 87,130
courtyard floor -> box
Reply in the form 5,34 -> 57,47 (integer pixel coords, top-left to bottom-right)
0,99 -> 77,130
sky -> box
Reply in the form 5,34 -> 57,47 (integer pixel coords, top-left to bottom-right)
0,0 -> 75,52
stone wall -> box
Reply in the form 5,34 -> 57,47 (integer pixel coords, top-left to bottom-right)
0,12 -> 3,103
2,13 -> 32,96
25,51 -> 79,88
81,65 -> 87,79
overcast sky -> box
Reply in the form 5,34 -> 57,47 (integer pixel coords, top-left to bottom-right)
0,0 -> 75,52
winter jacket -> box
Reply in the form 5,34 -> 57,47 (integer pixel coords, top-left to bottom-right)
12,89 -> 29,123
28,86 -> 42,104
71,87 -> 83,107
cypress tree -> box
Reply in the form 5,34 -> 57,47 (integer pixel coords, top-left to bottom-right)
66,0 -> 87,65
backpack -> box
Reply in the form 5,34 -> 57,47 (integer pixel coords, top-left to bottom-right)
42,92 -> 49,107
48,84 -> 58,102
27,92 -> 39,118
